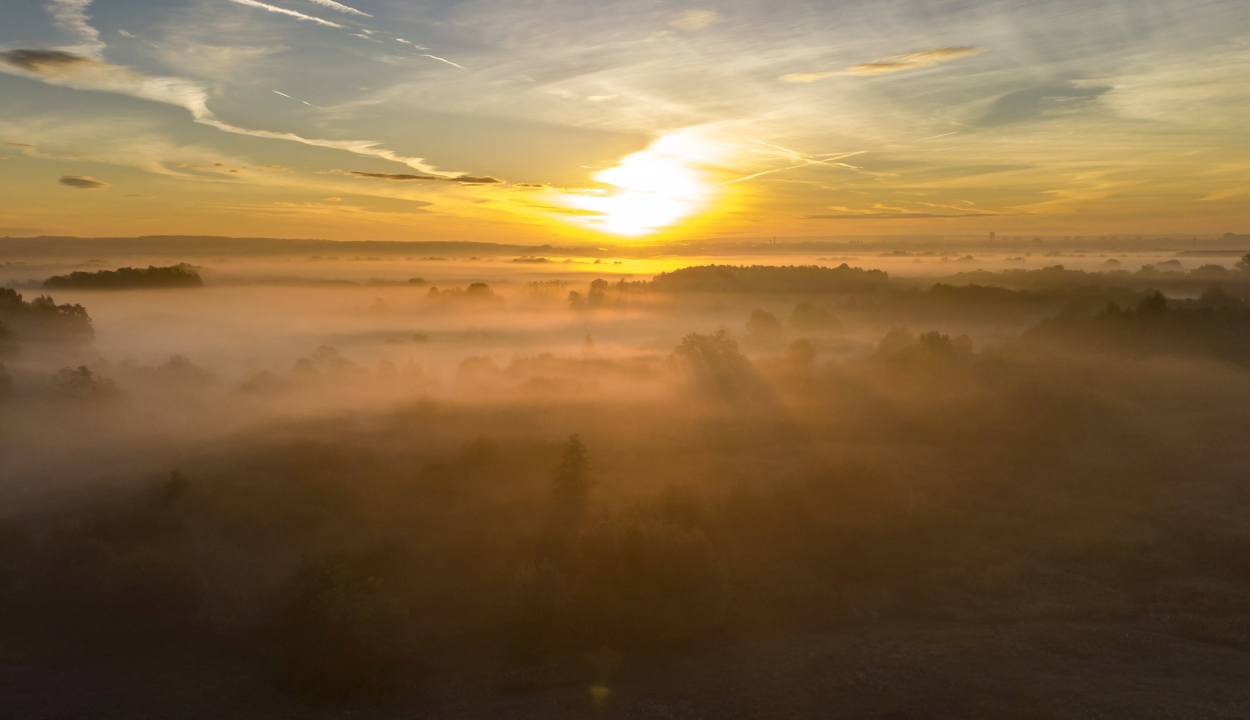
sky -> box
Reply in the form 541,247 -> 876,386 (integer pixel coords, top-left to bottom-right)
0,0 -> 1247,243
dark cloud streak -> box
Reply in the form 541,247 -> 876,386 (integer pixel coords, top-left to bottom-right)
59,175 -> 110,189
1,49 -> 96,73
803,212 -> 997,220
349,171 -> 502,184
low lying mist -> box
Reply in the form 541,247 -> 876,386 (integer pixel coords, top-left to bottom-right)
3,247 -> 1250,716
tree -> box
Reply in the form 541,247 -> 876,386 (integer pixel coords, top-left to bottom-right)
745,308 -> 783,339
55,366 -> 117,399
1199,283 -> 1240,309
1138,290 -> 1168,315
672,330 -> 774,408
42,264 -> 202,290
789,302 -> 838,332
1236,253 -> 1250,272
588,279 -> 609,306
552,434 -> 592,521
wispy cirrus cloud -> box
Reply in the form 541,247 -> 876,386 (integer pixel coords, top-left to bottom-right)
670,10 -> 721,31
46,0 -> 104,57
0,48 -> 480,178
782,46 -> 982,83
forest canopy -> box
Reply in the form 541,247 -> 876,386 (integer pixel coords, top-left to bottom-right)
43,264 -> 203,290
650,264 -> 889,293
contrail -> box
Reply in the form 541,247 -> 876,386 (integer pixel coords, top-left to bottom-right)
718,140 -> 867,185
225,0 -> 346,28
305,0 -> 371,17
420,54 -> 465,69
272,90 -> 323,109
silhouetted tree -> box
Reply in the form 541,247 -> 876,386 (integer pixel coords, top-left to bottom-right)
156,470 -> 191,508
55,366 -> 117,399
1199,283 -> 1241,309
875,327 -> 915,358
789,302 -> 839,331
650,263 -> 887,293
1192,264 -> 1230,279
43,264 -> 202,289
0,289 -> 93,340
672,330 -> 776,408
272,546 -> 415,699
745,308 -> 783,339
588,279 -> 609,306
552,434 -> 592,524
1139,290 -> 1168,315
918,331 -> 953,353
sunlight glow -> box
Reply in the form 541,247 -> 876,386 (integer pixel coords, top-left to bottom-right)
561,130 -> 724,237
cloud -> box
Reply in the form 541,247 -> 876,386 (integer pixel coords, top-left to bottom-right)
670,10 -> 721,31
0,49 -> 474,177
782,46 -> 982,83
803,212 -> 997,220
847,47 -> 982,74
46,0 -> 104,57
0,49 -> 95,74
59,175 -> 109,189
305,0 -> 371,17
977,84 -> 1109,126
223,0 -> 346,28
350,171 -> 502,184
3,142 -> 33,148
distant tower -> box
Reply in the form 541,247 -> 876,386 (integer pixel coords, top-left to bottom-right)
990,232 -> 996,242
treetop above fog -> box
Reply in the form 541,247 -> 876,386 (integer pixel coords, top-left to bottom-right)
0,287 -> 93,341
651,264 -> 888,294
43,264 -> 203,290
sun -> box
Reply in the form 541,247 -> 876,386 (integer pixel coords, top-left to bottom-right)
561,130 -> 724,237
